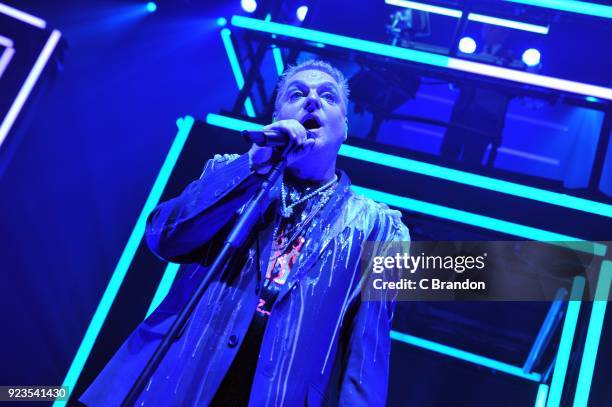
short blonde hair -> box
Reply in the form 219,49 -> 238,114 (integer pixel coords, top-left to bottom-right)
274,59 -> 350,112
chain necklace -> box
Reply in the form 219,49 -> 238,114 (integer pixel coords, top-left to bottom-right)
281,174 -> 338,218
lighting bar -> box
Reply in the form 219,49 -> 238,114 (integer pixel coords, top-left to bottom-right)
219,28 -> 256,117
264,14 -> 285,75
206,113 -> 612,221
55,116 -> 195,407
0,2 -> 47,28
390,330 -> 542,381
385,0 -> 549,34
0,46 -> 15,78
0,30 -> 61,151
145,262 -> 180,318
468,13 -> 549,34
385,0 -> 462,18
504,0 -> 612,19
0,34 -> 13,48
546,276 -> 585,407
230,15 -> 612,100
572,260 -> 612,407
535,384 -> 549,407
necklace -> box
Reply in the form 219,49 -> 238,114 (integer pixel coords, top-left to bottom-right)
281,175 -> 338,218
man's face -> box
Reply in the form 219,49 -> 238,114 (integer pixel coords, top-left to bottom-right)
275,69 -> 347,168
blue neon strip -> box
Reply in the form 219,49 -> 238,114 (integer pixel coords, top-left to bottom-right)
55,116 -> 195,406
504,0 -> 612,19
468,13 -> 549,34
572,260 -> 612,407
220,28 -> 256,117
230,15 -> 612,100
272,46 -> 284,75
391,330 -> 541,381
385,0 -> 462,18
385,0 -> 549,34
205,114 -> 612,221
535,384 -> 549,407
145,262 -> 181,318
546,276 -> 586,407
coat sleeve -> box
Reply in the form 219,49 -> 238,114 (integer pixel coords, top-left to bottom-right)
144,153 -> 262,263
338,206 -> 410,406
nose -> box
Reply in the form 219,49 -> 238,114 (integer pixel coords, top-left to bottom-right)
304,91 -> 322,112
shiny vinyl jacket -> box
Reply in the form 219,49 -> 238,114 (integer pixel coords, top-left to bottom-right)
80,153 -> 410,406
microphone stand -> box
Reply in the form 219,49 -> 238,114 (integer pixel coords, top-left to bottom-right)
121,151 -> 288,406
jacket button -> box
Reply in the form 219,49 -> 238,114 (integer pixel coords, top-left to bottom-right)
214,189 -> 221,197
228,334 -> 239,348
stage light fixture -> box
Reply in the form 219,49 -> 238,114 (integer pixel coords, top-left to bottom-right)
296,5 -> 308,22
217,17 -> 227,26
241,0 -> 257,13
522,48 -> 541,66
146,2 -> 157,13
458,37 -> 476,54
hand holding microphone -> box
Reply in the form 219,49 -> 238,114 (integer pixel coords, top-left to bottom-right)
246,119 -> 316,174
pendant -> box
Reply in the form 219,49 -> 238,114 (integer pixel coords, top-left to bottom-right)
282,206 -> 294,218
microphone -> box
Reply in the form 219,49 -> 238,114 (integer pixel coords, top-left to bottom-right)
241,129 -> 314,147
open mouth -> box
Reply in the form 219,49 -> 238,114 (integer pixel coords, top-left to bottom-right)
301,115 -> 322,130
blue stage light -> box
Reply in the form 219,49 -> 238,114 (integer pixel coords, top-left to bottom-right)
296,6 -> 308,22
241,0 -> 257,13
585,96 -> 599,102
146,2 -> 157,13
522,48 -> 541,66
217,17 -> 227,26
458,37 -> 476,54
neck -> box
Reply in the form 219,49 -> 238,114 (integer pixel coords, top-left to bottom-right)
286,161 -> 336,184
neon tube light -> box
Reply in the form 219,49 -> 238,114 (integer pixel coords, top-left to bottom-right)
546,276 -> 586,407
391,330 -> 541,381
572,260 -> 612,407
535,384 -> 549,407
386,0 -> 549,34
504,0 -> 612,19
0,34 -> 13,48
230,16 -> 612,100
55,116 -> 195,407
0,30 -> 62,151
220,28 -> 256,117
0,2 -> 46,28
205,113 -> 612,221
0,46 -> 15,78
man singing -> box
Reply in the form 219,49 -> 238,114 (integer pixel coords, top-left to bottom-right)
80,60 -> 410,406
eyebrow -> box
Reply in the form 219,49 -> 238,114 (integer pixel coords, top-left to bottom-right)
285,80 -> 340,93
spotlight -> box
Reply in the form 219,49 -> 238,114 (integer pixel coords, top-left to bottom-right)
458,37 -> 476,54
217,17 -> 227,26
296,6 -> 308,22
522,48 -> 541,67
241,0 -> 257,13
146,2 -> 157,13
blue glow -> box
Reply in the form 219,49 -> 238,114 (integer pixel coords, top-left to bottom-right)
216,17 -> 227,27
219,28 -> 256,117
55,117 -> 195,407
296,5 -> 308,22
0,30 -> 61,151
205,114 -> 612,225
504,0 -> 612,19
546,276 -> 585,407
522,48 -> 541,66
458,37 -> 477,54
468,13 -> 549,34
272,46 -> 284,75
146,2 -> 157,13
535,384 -> 549,407
146,262 -> 180,318
391,330 -> 541,381
585,96 -> 599,102
385,0 -> 462,18
573,261 -> 612,407
230,16 -> 612,100
241,0 -> 257,13
385,0 -> 549,34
